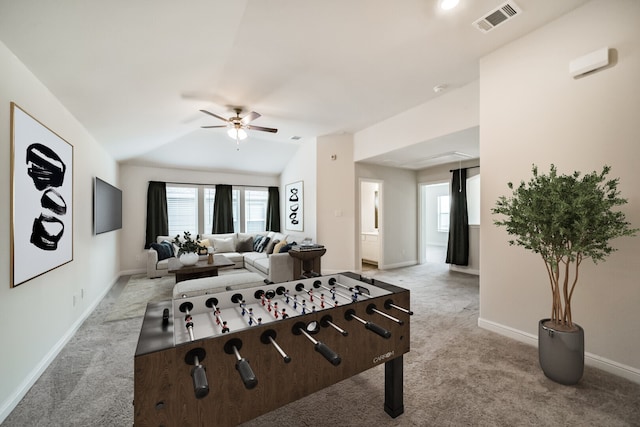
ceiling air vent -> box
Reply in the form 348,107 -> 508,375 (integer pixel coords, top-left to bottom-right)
473,1 -> 522,33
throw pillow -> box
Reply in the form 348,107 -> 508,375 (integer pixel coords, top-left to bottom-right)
160,240 -> 174,257
256,236 -> 270,253
253,235 -> 264,252
236,235 -> 254,252
151,242 -> 172,261
199,238 -> 211,249
279,241 -> 296,253
213,237 -> 235,253
273,240 -> 287,254
266,239 -> 280,255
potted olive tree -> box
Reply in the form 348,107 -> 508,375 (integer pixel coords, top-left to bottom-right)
492,164 -> 637,384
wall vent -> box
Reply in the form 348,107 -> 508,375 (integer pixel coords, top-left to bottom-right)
473,1 -> 522,33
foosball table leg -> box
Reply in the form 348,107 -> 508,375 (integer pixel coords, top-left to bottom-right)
384,355 -> 404,418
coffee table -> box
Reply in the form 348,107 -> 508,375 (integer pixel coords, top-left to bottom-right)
168,254 -> 235,283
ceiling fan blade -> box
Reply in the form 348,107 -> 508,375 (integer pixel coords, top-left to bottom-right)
241,111 -> 261,125
245,124 -> 278,133
201,125 -> 228,129
200,109 -> 229,123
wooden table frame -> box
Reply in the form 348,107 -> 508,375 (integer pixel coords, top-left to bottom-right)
168,254 -> 234,283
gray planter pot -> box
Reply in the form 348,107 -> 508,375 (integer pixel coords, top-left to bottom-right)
538,319 -> 584,385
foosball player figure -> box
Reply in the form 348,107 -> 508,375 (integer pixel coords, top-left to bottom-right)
301,300 -> 307,314
352,292 -> 358,303
320,294 -> 325,308
308,289 -> 314,302
267,299 -> 272,312
215,308 -> 222,325
240,300 -> 247,316
261,294 -> 266,306
257,317 -> 262,325
331,287 -> 337,300
281,308 -> 288,319
221,321 -> 230,333
312,305 -> 316,313
248,308 -> 255,326
273,302 -> 279,318
285,290 -> 290,304
293,295 -> 298,309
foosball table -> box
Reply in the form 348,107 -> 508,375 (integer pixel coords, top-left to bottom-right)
133,272 -> 412,426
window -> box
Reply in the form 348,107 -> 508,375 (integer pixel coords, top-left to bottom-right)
245,189 -> 268,232
168,184 -> 269,235
437,195 -> 450,232
167,186 -> 198,237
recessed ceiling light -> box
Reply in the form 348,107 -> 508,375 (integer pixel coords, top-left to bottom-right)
440,0 -> 460,10
290,135 -> 302,141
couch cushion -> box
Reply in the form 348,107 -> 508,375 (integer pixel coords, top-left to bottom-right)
236,235 -> 254,252
273,240 -> 287,254
156,258 -> 170,270
213,236 -> 235,253
243,251 -> 267,268
256,236 -> 270,253
252,235 -> 263,251
266,239 -> 280,255
253,258 -> 270,275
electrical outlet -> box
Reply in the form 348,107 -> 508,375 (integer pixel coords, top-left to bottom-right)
73,295 -> 77,307
81,288 -> 84,299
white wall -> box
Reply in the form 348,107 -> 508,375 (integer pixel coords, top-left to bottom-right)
479,0 -> 640,382
0,41 -> 120,422
280,138 -> 318,244
118,164 -> 280,274
317,134 -> 356,272
354,80 -> 479,161
356,163 -> 417,269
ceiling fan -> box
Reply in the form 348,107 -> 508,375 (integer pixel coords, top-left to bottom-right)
200,107 -> 278,147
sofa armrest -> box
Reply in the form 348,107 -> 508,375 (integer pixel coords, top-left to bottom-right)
147,248 -> 162,278
269,252 -> 294,283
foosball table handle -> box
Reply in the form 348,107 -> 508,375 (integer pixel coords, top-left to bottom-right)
365,321 -> 392,339
191,364 -> 209,399
236,358 -> 258,390
314,342 -> 342,366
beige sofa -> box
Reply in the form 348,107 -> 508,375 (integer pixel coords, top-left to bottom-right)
147,231 -> 295,283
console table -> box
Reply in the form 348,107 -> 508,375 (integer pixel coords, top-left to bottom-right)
288,246 -> 326,279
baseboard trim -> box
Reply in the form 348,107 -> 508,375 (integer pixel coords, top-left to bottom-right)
0,276 -> 118,424
450,265 -> 480,275
477,317 -> 640,385
379,260 -> 417,270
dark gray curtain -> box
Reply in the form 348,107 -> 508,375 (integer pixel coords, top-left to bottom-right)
212,184 -> 234,233
266,186 -> 281,232
144,181 -> 168,249
445,168 -> 469,266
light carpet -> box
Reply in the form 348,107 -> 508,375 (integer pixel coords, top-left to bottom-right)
4,264 -> 640,427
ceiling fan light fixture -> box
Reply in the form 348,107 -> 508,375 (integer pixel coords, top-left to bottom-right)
440,0 -> 459,10
227,127 -> 248,140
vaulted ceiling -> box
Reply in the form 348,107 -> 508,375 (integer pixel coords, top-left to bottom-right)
0,0 -> 588,175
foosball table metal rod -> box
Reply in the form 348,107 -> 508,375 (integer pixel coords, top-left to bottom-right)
366,303 -> 404,325
344,309 -> 391,339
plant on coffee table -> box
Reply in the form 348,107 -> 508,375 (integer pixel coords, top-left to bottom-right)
174,231 -> 201,256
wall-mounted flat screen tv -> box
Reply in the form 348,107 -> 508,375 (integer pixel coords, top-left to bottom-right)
94,177 -> 122,234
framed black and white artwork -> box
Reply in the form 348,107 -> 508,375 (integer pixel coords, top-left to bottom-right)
10,103 -> 74,287
285,180 -> 303,232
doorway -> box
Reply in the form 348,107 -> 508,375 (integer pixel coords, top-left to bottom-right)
418,182 -> 449,264
360,179 -> 382,271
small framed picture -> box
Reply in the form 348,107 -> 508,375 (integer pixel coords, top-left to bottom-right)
285,181 -> 303,231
